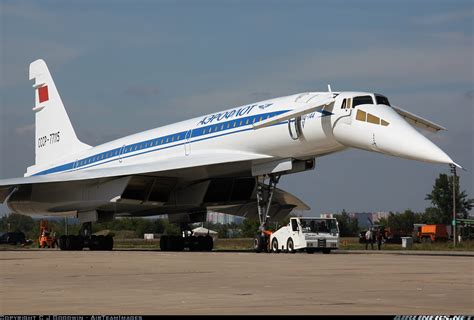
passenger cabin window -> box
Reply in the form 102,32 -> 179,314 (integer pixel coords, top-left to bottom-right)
375,95 -> 391,106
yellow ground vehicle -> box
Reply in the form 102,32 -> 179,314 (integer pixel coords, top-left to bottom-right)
38,220 -> 57,248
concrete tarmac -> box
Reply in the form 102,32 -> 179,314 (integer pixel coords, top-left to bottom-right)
1,250 -> 473,315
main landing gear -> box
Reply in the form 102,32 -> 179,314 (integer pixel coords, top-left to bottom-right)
58,222 -> 113,251
160,224 -> 213,252
253,174 -> 280,253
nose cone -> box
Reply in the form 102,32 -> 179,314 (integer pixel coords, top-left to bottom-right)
377,121 -> 454,165
333,105 -> 457,166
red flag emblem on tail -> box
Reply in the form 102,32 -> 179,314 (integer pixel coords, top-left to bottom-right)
38,86 -> 49,103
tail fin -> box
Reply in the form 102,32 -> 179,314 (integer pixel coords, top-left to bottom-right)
27,59 -> 90,174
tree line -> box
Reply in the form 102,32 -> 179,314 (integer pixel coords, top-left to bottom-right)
335,173 -> 473,236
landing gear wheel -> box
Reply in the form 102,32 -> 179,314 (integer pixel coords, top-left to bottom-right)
89,235 -> 100,251
161,235 -> 185,251
160,235 -> 169,251
202,235 -> 213,252
253,234 -> 267,253
188,236 -> 200,251
65,236 -> 72,250
196,236 -> 208,251
104,235 -> 114,251
287,238 -> 295,253
74,235 -> 84,251
254,174 -> 281,252
59,235 -> 67,250
97,235 -> 105,250
271,238 -> 279,253
172,235 -> 185,251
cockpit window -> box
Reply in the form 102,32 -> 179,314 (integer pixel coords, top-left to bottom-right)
375,94 -> 390,106
352,96 -> 374,107
340,99 -> 346,109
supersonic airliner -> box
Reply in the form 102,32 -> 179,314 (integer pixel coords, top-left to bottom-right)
0,59 -> 459,252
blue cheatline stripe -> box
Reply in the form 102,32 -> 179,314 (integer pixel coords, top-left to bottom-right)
32,108 -> 331,176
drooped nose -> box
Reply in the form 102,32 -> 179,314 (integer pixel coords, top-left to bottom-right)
376,118 -> 454,164
333,104 -> 457,166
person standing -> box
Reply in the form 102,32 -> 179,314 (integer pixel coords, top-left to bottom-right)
365,228 -> 374,250
376,228 -> 383,250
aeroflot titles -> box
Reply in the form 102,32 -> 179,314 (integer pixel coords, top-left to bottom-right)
196,103 -> 273,126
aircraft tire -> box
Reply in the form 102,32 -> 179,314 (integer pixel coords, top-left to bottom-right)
160,235 -> 169,251
104,235 -> 114,251
89,235 -> 99,251
74,236 -> 84,251
253,234 -> 267,253
188,236 -> 199,251
203,235 -> 213,251
197,236 -> 207,251
172,236 -> 184,251
59,235 -> 67,250
65,236 -> 73,250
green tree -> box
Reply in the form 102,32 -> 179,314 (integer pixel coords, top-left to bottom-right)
0,213 -> 35,237
335,209 -> 359,236
425,173 -> 473,224
384,210 -> 422,235
240,218 -> 260,237
420,207 -> 442,224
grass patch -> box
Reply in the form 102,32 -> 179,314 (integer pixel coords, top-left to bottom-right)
114,239 -> 161,249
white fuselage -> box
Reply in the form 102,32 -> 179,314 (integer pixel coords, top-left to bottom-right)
27,89 -> 456,179
27,92 -> 346,177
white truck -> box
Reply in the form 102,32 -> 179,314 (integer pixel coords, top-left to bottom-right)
270,215 -> 340,254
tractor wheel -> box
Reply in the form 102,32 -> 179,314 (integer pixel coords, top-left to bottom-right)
271,238 -> 279,253
287,238 -> 295,253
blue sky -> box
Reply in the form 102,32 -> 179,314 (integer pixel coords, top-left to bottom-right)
0,0 -> 472,215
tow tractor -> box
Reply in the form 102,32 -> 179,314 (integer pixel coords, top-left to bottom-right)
269,215 -> 339,254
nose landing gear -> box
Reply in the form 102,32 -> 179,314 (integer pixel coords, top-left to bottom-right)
254,174 -> 280,253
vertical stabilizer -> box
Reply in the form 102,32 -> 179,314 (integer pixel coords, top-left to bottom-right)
27,59 -> 90,175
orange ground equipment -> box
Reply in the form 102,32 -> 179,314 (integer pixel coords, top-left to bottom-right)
419,224 -> 448,243
38,220 -> 57,248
